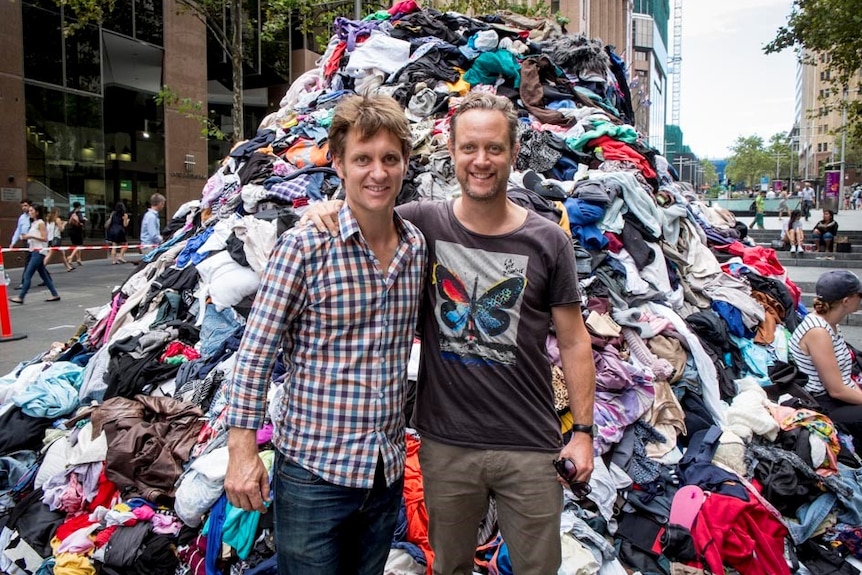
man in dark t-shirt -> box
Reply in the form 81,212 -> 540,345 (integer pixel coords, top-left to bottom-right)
305,92 -> 596,574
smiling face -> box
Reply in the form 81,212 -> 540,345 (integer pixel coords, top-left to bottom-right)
333,128 -> 407,220
449,108 -> 517,203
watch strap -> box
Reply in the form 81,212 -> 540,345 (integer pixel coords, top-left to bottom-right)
571,424 -> 595,437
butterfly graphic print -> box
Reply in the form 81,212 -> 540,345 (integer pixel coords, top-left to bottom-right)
432,241 -> 528,366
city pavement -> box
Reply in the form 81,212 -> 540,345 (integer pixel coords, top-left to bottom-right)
3,207 -> 862,375
1,253 -> 142,375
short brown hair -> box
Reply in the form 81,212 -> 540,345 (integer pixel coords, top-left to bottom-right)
150,193 -> 166,207
450,92 -> 519,151
328,95 -> 411,161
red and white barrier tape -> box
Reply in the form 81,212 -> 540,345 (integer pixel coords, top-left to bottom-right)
1,244 -> 159,253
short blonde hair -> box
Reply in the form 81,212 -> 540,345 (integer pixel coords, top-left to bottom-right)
450,92 -> 519,150
328,95 -> 411,161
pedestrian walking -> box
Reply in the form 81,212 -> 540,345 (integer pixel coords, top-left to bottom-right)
43,207 -> 73,271
64,202 -> 86,268
105,202 -> 129,264
750,189 -> 766,230
9,204 -> 61,304
777,189 -> 789,220
800,181 -> 815,220
139,193 -> 165,255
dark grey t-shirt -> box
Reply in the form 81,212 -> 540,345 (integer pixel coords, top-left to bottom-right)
397,200 -> 581,452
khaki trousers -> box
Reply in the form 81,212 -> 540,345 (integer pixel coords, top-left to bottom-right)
420,438 -> 563,575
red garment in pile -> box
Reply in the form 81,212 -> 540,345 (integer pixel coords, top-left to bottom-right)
588,135 -> 657,179
691,492 -> 790,575
404,434 -> 434,574
715,241 -> 801,305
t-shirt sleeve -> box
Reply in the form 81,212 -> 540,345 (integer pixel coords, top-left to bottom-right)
548,229 -> 581,307
395,201 -> 422,226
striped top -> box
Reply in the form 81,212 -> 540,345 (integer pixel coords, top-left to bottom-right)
789,313 -> 853,396
226,204 -> 426,489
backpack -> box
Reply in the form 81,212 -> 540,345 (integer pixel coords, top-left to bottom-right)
749,200 -> 756,212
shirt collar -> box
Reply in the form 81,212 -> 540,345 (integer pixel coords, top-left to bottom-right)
337,202 -> 418,246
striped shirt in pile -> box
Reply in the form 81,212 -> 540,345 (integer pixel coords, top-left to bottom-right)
789,313 -> 853,396
226,205 -> 426,489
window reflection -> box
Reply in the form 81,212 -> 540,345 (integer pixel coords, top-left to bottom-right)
65,18 -> 101,94
135,0 -> 163,45
25,84 -> 107,238
22,3 -> 63,86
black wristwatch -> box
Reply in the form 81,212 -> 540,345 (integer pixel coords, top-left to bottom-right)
571,424 -> 596,438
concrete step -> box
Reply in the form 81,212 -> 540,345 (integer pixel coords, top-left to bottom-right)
797,294 -> 862,326
777,256 -> 862,267
755,243 -> 862,254
772,250 -> 862,263
748,230 -> 862,243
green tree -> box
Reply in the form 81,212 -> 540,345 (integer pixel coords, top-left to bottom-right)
765,0 -> 862,146
700,158 -> 718,190
725,135 -> 773,189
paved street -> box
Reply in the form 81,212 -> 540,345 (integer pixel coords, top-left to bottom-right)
1,254 -> 142,375
4,206 -> 862,375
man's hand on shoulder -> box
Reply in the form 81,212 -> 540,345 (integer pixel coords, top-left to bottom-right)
300,200 -> 344,236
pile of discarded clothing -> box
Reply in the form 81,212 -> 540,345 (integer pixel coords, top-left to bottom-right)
2,2 -> 862,574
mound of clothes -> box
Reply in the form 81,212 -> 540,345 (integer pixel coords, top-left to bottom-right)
2,3 -> 862,574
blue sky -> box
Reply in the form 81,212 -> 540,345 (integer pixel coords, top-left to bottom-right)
678,0 -> 797,159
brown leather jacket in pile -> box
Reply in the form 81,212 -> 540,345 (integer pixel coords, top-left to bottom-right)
91,395 -> 204,504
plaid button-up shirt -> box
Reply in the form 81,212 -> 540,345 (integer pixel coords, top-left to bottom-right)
226,204 -> 426,488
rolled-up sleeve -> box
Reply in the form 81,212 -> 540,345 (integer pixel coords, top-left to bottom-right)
226,232 -> 307,430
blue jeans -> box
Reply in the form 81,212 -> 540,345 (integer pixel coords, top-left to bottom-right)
274,451 -> 403,575
19,251 -> 58,300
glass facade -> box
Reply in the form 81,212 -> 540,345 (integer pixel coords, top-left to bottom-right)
25,84 -> 106,234
21,0 -> 165,239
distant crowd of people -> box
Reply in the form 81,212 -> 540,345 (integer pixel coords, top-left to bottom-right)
5,193 -> 166,304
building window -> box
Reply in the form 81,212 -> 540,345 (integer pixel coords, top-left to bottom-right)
24,84 -> 106,233
135,0 -> 163,45
64,18 -> 101,94
102,0 -> 163,46
22,3 -> 63,87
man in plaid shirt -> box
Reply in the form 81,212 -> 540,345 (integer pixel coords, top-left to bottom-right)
224,94 -> 427,574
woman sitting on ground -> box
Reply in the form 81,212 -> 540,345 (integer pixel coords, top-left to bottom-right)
813,209 -> 838,252
782,209 -> 805,253
790,270 -> 862,448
